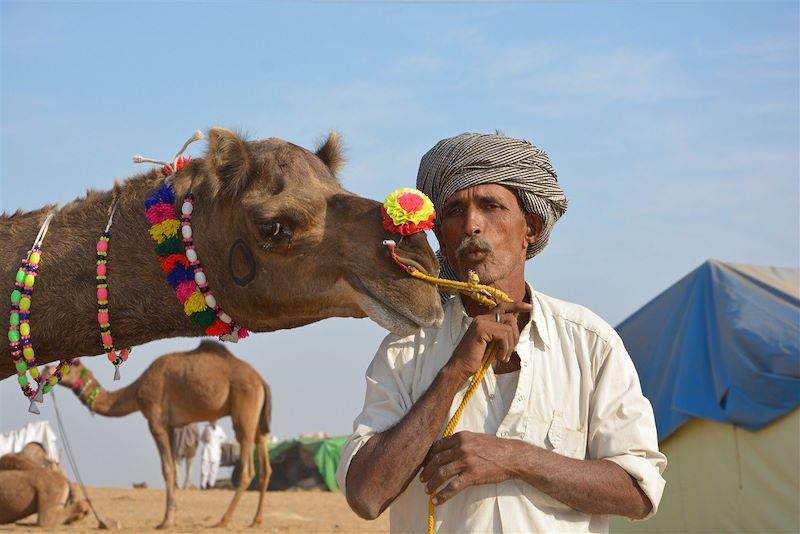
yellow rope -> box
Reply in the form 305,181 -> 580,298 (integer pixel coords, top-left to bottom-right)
402,266 -> 512,534
382,240 -> 515,533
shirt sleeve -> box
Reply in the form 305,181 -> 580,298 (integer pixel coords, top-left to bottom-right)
588,334 -> 667,519
336,333 -> 417,497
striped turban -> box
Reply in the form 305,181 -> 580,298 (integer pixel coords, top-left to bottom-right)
416,132 -> 568,282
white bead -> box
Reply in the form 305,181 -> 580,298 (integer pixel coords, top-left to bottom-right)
204,294 -> 217,308
181,225 -> 193,239
219,313 -> 232,324
182,201 -> 193,215
194,271 -> 207,285
185,249 -> 198,263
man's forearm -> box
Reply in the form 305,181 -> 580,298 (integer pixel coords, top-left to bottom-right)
509,440 -> 652,519
345,363 -> 467,519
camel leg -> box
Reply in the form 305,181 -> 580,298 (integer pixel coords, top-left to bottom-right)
148,421 -> 178,529
36,480 -> 89,527
214,436 -> 255,528
249,432 -> 272,528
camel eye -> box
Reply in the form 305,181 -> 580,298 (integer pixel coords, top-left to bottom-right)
261,221 -> 281,237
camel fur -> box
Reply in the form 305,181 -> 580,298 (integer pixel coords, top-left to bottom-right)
0,127 -> 442,380
0,452 -> 89,527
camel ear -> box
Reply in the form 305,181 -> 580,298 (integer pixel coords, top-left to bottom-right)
207,127 -> 252,197
315,131 -> 345,176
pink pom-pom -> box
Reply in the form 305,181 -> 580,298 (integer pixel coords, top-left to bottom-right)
175,280 -> 196,302
102,334 -> 113,346
96,263 -> 107,276
120,349 -> 129,361
238,328 -> 250,339
97,287 -> 108,301
107,352 -> 116,362
97,312 -> 109,324
96,240 -> 108,253
145,203 -> 177,224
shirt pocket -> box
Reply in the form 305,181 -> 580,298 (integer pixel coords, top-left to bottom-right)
528,410 -> 587,460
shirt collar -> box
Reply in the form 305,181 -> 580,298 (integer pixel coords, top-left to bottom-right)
445,282 -> 550,351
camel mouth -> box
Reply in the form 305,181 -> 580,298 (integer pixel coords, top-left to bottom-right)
350,276 -> 440,336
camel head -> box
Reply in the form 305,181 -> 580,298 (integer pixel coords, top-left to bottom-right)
45,360 -> 92,393
168,128 -> 443,336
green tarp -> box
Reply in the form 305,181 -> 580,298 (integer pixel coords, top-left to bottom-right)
268,435 -> 347,491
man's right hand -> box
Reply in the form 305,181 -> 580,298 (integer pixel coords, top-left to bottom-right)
448,300 -> 532,381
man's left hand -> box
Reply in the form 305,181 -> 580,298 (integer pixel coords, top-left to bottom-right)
419,431 -> 520,505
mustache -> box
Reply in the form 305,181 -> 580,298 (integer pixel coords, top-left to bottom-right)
455,235 -> 493,257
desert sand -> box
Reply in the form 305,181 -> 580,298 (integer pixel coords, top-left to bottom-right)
0,486 -> 389,533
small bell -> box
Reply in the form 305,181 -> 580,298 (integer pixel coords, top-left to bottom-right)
28,400 -> 40,414
220,327 -> 240,343
113,363 -> 121,381
33,388 -> 44,403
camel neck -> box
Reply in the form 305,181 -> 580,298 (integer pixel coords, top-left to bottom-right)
0,170 -> 201,379
74,375 -> 140,417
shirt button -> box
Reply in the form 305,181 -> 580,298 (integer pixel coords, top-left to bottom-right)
522,360 -> 528,367
501,431 -> 508,437
488,393 -> 495,399
517,395 -> 524,402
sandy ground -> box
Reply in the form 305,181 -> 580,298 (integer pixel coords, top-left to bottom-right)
0,486 -> 389,534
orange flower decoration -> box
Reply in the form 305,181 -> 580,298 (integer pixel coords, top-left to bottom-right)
382,188 -> 436,235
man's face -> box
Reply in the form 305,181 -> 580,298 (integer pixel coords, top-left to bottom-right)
434,183 -> 539,286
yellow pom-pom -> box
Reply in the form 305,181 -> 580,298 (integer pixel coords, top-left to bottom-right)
148,219 -> 181,244
23,274 -> 35,288
183,290 -> 208,315
23,347 -> 34,359
383,188 -> 436,225
19,323 -> 30,336
29,252 -> 41,265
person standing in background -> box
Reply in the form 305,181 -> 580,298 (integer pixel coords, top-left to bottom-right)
200,420 -> 226,490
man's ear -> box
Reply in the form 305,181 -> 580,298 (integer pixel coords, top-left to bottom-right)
525,213 -> 545,245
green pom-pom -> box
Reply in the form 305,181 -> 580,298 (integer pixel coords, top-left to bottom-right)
8,329 -> 20,342
15,269 -> 25,283
15,361 -> 27,374
155,237 -> 185,256
43,384 -> 52,394
190,308 -> 217,327
17,375 -> 28,386
10,313 -> 19,326
10,290 -> 21,304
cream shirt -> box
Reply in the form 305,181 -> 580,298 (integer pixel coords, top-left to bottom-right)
337,285 -> 667,534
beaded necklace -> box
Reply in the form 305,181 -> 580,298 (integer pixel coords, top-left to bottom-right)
7,213 -> 74,413
137,131 -> 249,343
96,199 -> 131,380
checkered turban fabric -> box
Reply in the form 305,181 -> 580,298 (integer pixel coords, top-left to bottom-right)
416,132 -> 568,284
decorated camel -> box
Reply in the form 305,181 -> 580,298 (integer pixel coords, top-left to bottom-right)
0,450 -> 89,527
0,127 -> 442,386
49,340 -> 271,528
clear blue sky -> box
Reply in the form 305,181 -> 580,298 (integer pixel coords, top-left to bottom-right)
2,1 -> 797,489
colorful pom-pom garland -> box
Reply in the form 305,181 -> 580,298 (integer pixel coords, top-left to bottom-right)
381,188 -> 436,235
7,213 -> 74,413
142,149 -> 248,342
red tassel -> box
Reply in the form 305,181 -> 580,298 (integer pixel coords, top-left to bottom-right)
205,318 -> 231,337
160,254 -> 190,273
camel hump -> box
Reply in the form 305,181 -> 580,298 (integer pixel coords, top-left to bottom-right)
192,339 -> 233,355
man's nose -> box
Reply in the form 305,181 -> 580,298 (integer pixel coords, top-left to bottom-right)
464,208 -> 483,235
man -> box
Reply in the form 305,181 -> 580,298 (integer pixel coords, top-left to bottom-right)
200,420 -> 226,490
172,423 -> 199,489
337,133 -> 666,533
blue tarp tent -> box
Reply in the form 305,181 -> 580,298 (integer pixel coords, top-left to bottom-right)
616,259 -> 799,440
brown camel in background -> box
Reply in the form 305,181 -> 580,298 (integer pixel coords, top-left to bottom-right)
0,127 -> 442,380
0,452 -> 89,527
51,341 -> 271,529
